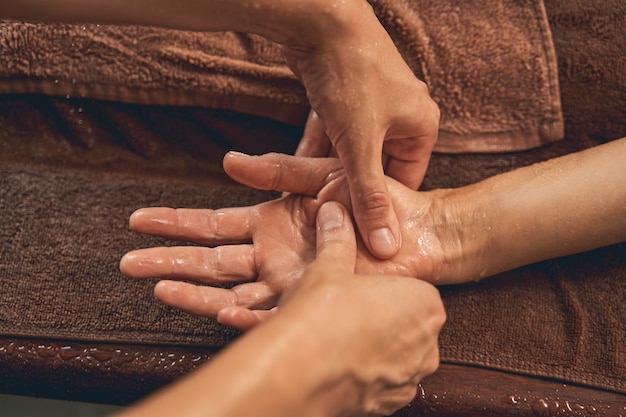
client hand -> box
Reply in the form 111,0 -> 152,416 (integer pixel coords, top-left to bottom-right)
120,152 -> 457,329
122,138 -> 626,331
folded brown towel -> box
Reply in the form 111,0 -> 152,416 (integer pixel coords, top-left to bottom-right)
370,0 -> 564,152
0,0 -> 563,153
0,25 -> 307,124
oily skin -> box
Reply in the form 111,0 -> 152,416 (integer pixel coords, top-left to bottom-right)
122,138 -> 626,329
120,153 -> 450,329
0,0 -> 440,260
116,202 -> 445,417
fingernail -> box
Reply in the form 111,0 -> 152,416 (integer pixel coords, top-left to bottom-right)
318,202 -> 344,231
369,227 -> 397,258
128,210 -> 141,227
227,151 -> 249,157
216,307 -> 235,325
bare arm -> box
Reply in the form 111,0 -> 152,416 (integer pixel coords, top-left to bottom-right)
2,0 -> 440,260
115,302 -> 353,417
442,137 -> 626,282
0,0 -> 330,44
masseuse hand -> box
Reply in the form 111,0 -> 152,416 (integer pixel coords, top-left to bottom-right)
1,0 -> 439,259
282,0 -> 440,259
240,201 -> 446,415
216,201 -> 446,415
117,202 -> 445,417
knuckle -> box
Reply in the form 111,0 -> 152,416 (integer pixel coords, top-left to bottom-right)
426,96 -> 441,123
168,247 -> 186,276
207,246 -> 224,276
418,98 -> 440,141
427,291 -> 447,332
204,208 -> 221,239
269,155 -> 286,192
430,296 -> 447,331
355,190 -> 392,222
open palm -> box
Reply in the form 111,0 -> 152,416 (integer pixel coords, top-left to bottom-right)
120,153 -> 450,328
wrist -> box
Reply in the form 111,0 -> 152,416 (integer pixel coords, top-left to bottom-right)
429,186 -> 497,284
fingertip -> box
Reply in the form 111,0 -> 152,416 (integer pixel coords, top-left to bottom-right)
217,307 -> 264,331
216,307 -> 238,325
223,150 -> 250,161
118,252 -> 136,275
153,280 -> 171,298
129,208 -> 166,231
223,151 -> 251,174
128,209 -> 145,230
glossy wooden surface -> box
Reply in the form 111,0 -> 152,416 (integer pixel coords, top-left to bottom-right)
408,364 -> 626,416
1,337 -> 624,415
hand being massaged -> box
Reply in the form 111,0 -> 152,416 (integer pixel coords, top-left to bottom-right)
121,138 -> 626,330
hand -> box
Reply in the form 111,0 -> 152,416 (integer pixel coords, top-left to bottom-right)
259,201 -> 446,416
119,190 -> 320,320
116,201 -> 445,417
281,0 -> 440,260
9,0 -> 439,261
120,152 -> 460,330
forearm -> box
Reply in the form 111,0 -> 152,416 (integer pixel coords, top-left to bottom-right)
117,312 -> 356,417
444,138 -> 626,281
0,0 -> 356,46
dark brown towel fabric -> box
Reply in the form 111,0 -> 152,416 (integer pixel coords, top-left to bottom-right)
0,96 -> 300,346
438,248 -> 626,395
0,93 -> 624,396
0,0 -> 563,153
544,0 -> 626,146
0,24 -> 307,125
370,0 -> 564,153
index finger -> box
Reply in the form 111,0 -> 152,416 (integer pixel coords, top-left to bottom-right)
223,152 -> 344,197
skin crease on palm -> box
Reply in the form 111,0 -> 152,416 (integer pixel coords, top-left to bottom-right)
119,152 -> 451,330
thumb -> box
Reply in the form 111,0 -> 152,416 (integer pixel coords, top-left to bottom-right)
314,201 -> 357,272
337,142 -> 401,260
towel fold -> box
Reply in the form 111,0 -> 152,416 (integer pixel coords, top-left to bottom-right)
0,0 -> 563,153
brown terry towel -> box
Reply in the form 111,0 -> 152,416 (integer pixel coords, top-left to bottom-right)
0,94 -> 624,396
0,0 -> 563,153
0,25 -> 307,124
